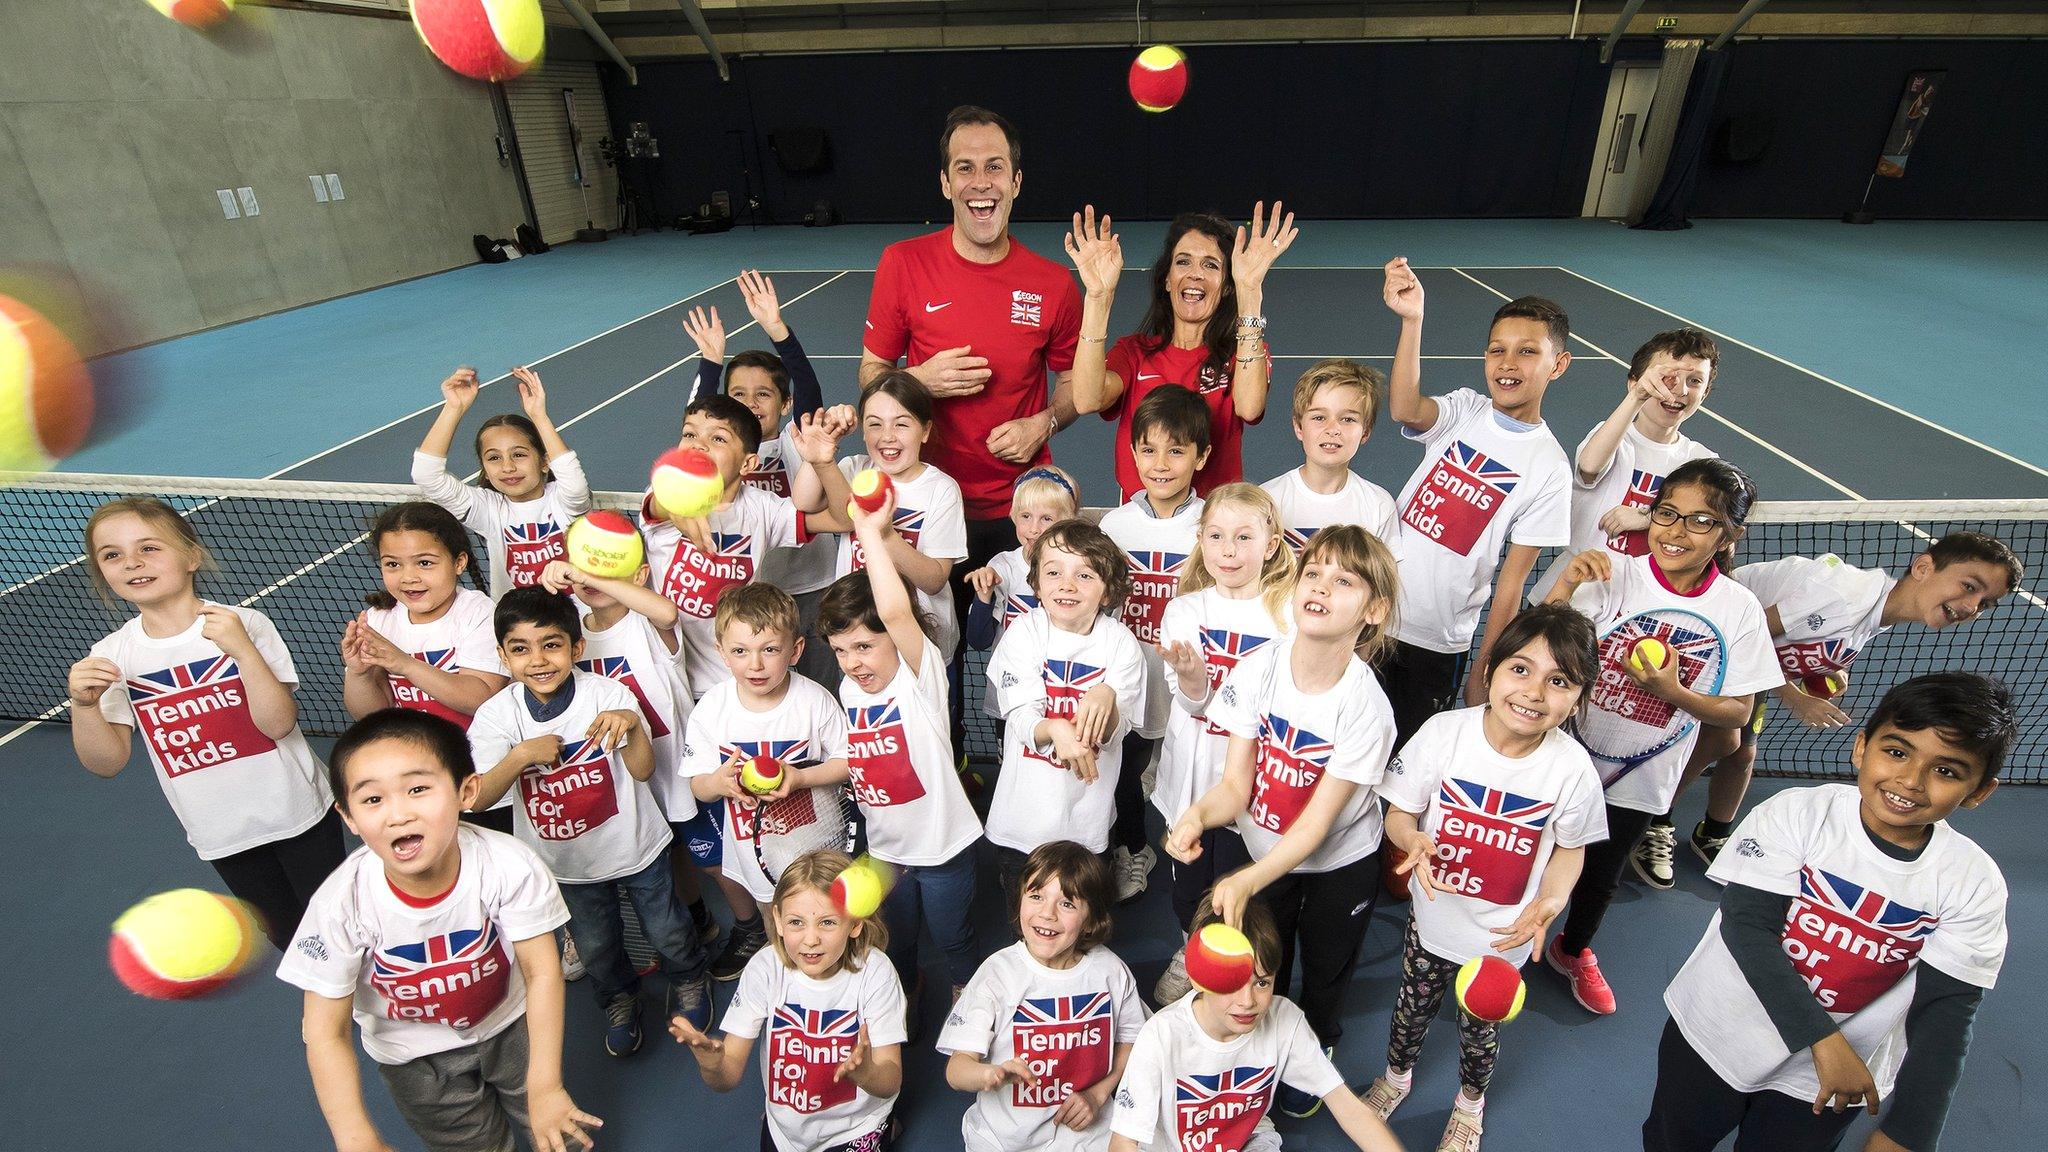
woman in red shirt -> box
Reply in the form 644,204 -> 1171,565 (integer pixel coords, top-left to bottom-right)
1067,203 -> 1297,499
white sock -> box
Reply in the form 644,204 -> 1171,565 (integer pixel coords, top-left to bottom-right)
1454,1089 -> 1485,1116
1383,1065 -> 1413,1091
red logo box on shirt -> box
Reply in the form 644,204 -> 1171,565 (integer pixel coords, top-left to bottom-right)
126,656 -> 277,777
1199,630 -> 1271,738
769,1004 -> 861,1113
391,649 -> 472,729
659,531 -> 757,619
1776,638 -> 1856,680
848,506 -> 924,573
846,702 -> 925,808
1606,469 -> 1665,556
1431,778 -> 1555,904
504,521 -> 565,588
1121,551 -> 1188,645
1248,715 -> 1331,835
1782,865 -> 1938,1013
1173,1065 -> 1276,1152
520,737 -> 621,841
1401,442 -> 1519,557
370,922 -> 512,1030
1023,659 -> 1104,768
1009,993 -> 1113,1108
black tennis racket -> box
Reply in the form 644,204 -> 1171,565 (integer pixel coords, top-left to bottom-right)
1572,608 -> 1728,786
748,781 -> 862,886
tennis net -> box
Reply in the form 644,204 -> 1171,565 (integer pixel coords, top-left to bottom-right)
3,473 -> 2041,783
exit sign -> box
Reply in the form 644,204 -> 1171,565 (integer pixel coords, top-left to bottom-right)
1657,16 -> 1679,29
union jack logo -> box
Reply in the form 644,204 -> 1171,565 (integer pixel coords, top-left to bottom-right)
1623,469 -> 1664,510
1798,866 -> 1939,940
890,507 -> 925,540
505,521 -> 561,545
1779,637 -> 1857,675
414,648 -> 460,672
557,736 -> 610,773
1439,778 -> 1554,829
127,654 -> 241,699
1260,715 -> 1332,768
1013,991 -> 1113,1026
710,531 -> 753,556
1200,628 -> 1270,670
1044,659 -> 1106,695
1003,590 -> 1039,624
1175,1064 -> 1277,1104
772,1003 -> 862,1039
577,655 -> 637,681
849,702 -> 901,730
1610,617 -> 1721,685
1126,550 -> 1189,580
724,738 -> 809,765
373,922 -> 500,978
1444,441 -> 1520,495
1281,526 -> 1316,554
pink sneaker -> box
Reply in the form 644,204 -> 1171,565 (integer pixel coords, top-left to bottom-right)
1546,936 -> 1617,1015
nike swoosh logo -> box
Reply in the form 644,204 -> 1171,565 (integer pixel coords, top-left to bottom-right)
1136,373 -> 1163,381
925,301 -> 953,313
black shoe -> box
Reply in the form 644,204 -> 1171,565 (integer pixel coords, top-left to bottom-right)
711,918 -> 768,982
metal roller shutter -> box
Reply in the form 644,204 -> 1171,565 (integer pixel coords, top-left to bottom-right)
504,59 -> 618,245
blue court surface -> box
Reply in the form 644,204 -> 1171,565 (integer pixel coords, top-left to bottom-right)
3,219 -> 2044,1150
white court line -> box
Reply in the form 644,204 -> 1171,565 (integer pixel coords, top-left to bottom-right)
1450,268 -> 1864,500
1547,265 -> 2048,481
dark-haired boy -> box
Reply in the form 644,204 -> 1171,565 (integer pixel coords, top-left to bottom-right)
1380,258 -> 1573,746
280,708 -> 600,1152
1647,672 -> 2013,1152
1097,384 -> 1211,902
468,588 -> 712,1058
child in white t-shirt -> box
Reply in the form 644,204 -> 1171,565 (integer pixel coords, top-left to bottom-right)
342,501 -> 507,728
817,487 -> 985,1036
1150,482 -> 1295,1006
1164,525 -> 1400,1119
279,709 -> 597,1152
468,589 -> 713,1056
1379,258 -> 1573,746
988,520 -> 1145,890
412,365 -> 591,597
940,842 -> 1148,1152
1648,674 -> 2013,1152
964,464 -> 1081,672
1261,359 -> 1397,554
1110,899 -> 1401,1152
68,497 -> 341,949
671,849 -> 907,1152
1363,605 -> 1609,1151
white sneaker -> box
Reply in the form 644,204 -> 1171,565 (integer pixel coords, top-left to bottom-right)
1630,821 -> 1677,890
1153,950 -> 1191,1006
1438,1107 -> 1484,1152
1114,845 -> 1155,903
561,934 -> 587,982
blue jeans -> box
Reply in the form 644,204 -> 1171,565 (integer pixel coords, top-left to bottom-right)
880,843 -> 980,990
559,848 -> 708,1005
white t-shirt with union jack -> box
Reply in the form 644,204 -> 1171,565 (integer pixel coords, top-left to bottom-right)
467,673 -> 672,884
939,942 -> 1150,1152
1261,467 -> 1397,557
277,825 -> 570,1065
1667,784 -> 2006,1099
1733,554 -> 1896,686
986,609 -> 1147,854
411,449 -> 592,599
363,587 -> 505,731
977,546 -> 1039,718
1379,706 -> 1607,966
1532,423 -> 1715,602
640,485 -> 801,698
1152,590 -> 1287,823
838,637 -> 981,867
679,675 -> 848,904
576,609 -> 693,819
91,604 -> 333,860
724,946 -> 909,1152
830,456 -> 969,657
1207,640 -> 1395,873
1111,993 -> 1340,1152
1390,389 -> 1572,653
1098,495 -> 1203,738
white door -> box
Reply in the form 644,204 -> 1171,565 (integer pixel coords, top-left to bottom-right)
1583,65 -> 1662,218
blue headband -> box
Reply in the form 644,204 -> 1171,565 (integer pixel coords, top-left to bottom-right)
1017,467 -> 1076,502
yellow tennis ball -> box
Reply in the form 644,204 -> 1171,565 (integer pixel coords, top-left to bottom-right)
831,862 -> 884,919
565,510 -> 644,579
1628,636 -> 1671,675
738,755 -> 784,796
410,0 -> 544,82
1454,954 -> 1526,1023
149,0 -> 235,28
0,293 -> 93,475
108,889 -> 263,1000
651,447 -> 723,519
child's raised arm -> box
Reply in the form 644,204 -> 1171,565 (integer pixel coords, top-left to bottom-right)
511,933 -> 602,1152
1381,258 -> 1437,433
668,1015 -> 754,1093
419,368 -> 480,461
540,561 -> 680,632
850,490 -> 932,678
790,406 -> 854,520
1163,732 -> 1259,865
512,368 -> 589,513
414,370 -> 482,522
738,271 -> 827,418
301,990 -> 396,1152
1577,372 -> 1680,486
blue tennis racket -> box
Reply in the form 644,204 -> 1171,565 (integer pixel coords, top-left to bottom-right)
1573,608 -> 1727,786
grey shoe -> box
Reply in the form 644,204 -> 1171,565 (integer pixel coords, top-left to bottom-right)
1153,949 -> 1192,1007
1115,845 -> 1156,903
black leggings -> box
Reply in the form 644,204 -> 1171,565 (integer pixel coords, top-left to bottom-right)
209,808 -> 348,950
1379,641 -> 1468,751
1558,803 -> 1656,956
1114,732 -> 1155,854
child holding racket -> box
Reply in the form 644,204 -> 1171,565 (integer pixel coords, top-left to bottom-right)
939,842 -> 1148,1152
680,583 -> 851,981
1362,604 -> 1608,1152
1541,457 -> 1781,1015
671,850 -> 906,1152
1163,524 -> 1401,1118
1149,482 -> 1296,1006
818,485 -> 984,1041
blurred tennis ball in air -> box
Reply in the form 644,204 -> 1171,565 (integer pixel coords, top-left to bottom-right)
410,0 -> 544,82
0,293 -> 94,475
148,0 -> 236,28
1128,45 -> 1189,113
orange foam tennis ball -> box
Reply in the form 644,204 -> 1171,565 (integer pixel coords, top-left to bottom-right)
1454,955 -> 1527,1023
0,293 -> 94,475
565,510 -> 643,579
1800,673 -> 1844,700
831,862 -> 884,919
148,0 -> 235,28
1628,636 -> 1671,675
651,447 -> 723,518
1184,922 -> 1255,995
109,889 -> 263,1000
1128,45 -> 1189,113
849,468 -> 894,514
739,755 -> 784,796
409,0 -> 544,82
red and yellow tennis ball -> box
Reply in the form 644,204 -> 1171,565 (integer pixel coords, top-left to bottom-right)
0,294 -> 93,475
108,889 -> 263,1000
849,468 -> 894,514
1800,673 -> 1845,700
409,0 -> 544,82
148,0 -> 235,28
565,510 -> 644,579
1454,954 -> 1526,1023
738,755 -> 784,797
1185,922 -> 1255,995
831,860 -> 887,919
1628,636 -> 1671,675
651,447 -> 723,518
1128,45 -> 1189,113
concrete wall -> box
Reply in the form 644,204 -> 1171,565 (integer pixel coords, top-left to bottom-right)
0,1 -> 530,355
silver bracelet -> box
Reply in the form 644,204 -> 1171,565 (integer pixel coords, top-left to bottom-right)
1236,314 -> 1267,331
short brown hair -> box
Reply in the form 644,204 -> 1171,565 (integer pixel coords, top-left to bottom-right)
1484,603 -> 1600,715
1017,842 -> 1117,953
1029,520 -> 1132,615
1290,358 -> 1383,426
1627,328 -> 1719,384
860,369 -> 935,429
1130,383 -> 1211,453
84,497 -> 213,609
940,105 -> 1020,169
1491,295 -> 1570,352
714,581 -> 801,643
815,570 -> 935,644
726,349 -> 790,402
769,850 -> 888,973
1925,531 -> 2024,593
1191,893 -> 1282,978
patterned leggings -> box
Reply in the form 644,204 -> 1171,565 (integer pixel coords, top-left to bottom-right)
1384,918 -> 1500,1095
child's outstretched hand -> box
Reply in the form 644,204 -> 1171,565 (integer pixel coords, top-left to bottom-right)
351,618 -> 408,674
67,656 -> 122,708
1071,683 -> 1117,749
1158,638 -> 1207,697
511,366 -> 550,423
1382,257 -> 1424,321
440,367 -> 481,412
1395,833 -> 1446,901
340,616 -> 374,676
792,407 -> 847,466
670,1014 -> 724,1061
528,1085 -> 602,1152
196,604 -> 258,660
1627,367 -> 1681,410
737,270 -> 787,340
1490,895 -> 1566,954
833,1025 -> 872,1084
1210,871 -> 1257,931
682,305 -> 726,363
848,484 -> 897,539
966,565 -> 1001,603
1550,549 -> 1614,600
1597,504 -> 1653,540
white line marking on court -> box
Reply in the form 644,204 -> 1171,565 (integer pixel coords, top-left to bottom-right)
1451,268 -> 1864,500
1547,265 -> 2048,480
0,716 -> 53,749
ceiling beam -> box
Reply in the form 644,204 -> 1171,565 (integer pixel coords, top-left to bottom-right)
1602,0 -> 1649,64
1711,0 -> 1775,50
558,0 -> 638,84
670,0 -> 730,81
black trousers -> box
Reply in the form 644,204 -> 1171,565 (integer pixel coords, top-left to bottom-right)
210,807 -> 348,950
1235,843 -> 1382,1047
1379,640 -> 1468,751
950,516 -> 1021,757
1114,731 -> 1155,855
1559,804 -> 1657,956
1643,1018 -> 1859,1152
1169,826 -> 1246,933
